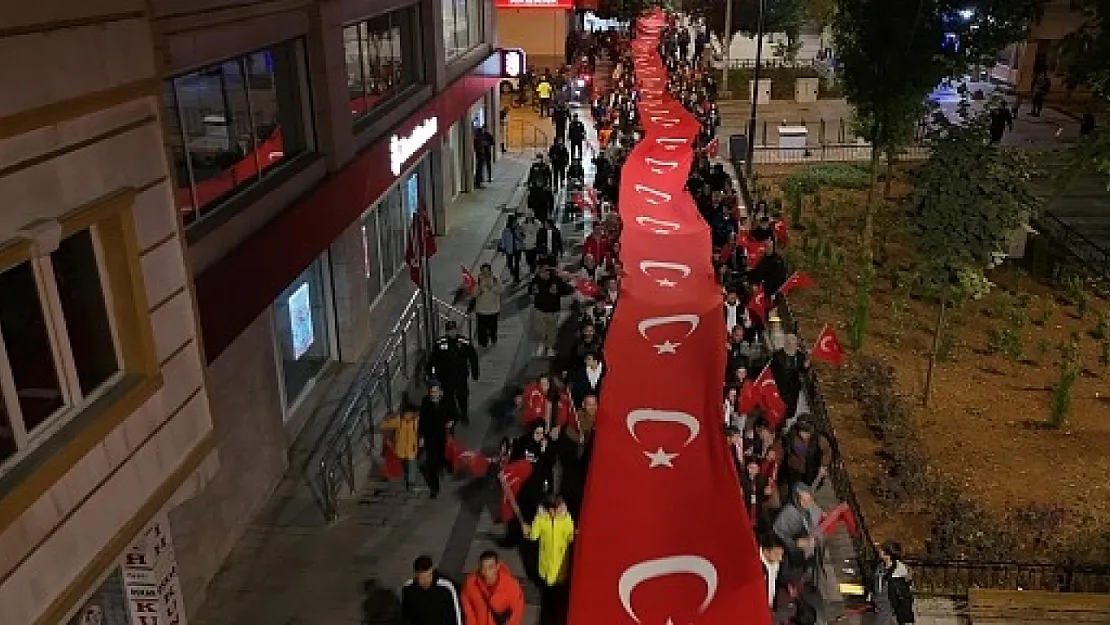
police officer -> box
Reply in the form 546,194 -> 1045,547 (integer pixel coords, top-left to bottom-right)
428,321 -> 479,425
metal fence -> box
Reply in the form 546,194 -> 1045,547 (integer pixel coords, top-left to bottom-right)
304,291 -> 471,522
903,559 -> 1110,597
1032,211 -> 1110,290
718,58 -> 823,71
505,118 -> 551,155
751,143 -> 931,164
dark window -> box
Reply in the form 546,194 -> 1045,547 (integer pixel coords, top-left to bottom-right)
0,261 -> 65,432
51,230 -> 119,396
345,5 -> 423,121
164,39 -> 313,227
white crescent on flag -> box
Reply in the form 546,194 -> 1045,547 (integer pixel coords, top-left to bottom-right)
633,184 -> 673,205
618,555 -> 719,623
625,409 -> 701,447
637,314 -> 700,341
634,215 -> 682,234
643,157 -> 680,174
638,260 -> 691,288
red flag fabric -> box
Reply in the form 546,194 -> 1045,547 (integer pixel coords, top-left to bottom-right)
444,434 -> 461,468
811,324 -> 846,366
461,265 -> 477,294
381,443 -> 404,480
819,502 -> 859,538
772,219 -> 789,247
405,208 -> 437,286
417,206 -> 437,257
499,459 -> 533,522
521,381 -> 549,424
738,379 -> 760,415
706,136 -> 720,158
755,365 -> 788,430
457,450 -> 490,478
779,270 -> 816,296
569,11 -> 771,625
738,234 -> 769,270
747,286 -> 773,324
575,278 -> 601,300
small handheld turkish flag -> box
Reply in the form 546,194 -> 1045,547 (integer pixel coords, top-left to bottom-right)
461,266 -> 477,294
772,219 -> 790,247
755,365 -> 788,429
747,286 -> 773,323
457,450 -> 490,478
499,459 -> 533,523
738,379 -> 760,414
811,324 -> 846,366
576,278 -> 601,300
707,136 -> 720,158
381,443 -> 404,479
819,502 -> 859,538
779,270 -> 816,296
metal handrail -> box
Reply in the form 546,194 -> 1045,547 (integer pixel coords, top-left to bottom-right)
508,118 -> 550,154
305,291 -> 428,521
903,557 -> 1110,596
431,295 -> 474,341
1033,211 -> 1110,287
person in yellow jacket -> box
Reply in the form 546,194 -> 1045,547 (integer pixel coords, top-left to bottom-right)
523,495 -> 575,624
380,408 -> 422,492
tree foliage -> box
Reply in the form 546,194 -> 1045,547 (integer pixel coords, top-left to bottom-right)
1060,0 -> 1110,95
906,105 -> 1040,281
593,0 -> 659,22
687,0 -> 805,42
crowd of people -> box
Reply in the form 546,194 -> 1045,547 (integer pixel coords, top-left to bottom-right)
388,13 -> 916,625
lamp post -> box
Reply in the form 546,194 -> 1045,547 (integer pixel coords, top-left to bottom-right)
721,0 -> 734,96
745,0 -> 766,178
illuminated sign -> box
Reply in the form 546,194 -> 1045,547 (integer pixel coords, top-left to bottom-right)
390,117 -> 438,176
500,48 -> 526,78
495,0 -> 575,8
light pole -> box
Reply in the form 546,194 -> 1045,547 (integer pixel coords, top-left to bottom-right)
745,0 -> 766,178
721,0 -> 734,96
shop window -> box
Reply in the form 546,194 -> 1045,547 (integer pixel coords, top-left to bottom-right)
164,39 -> 313,228
0,191 -> 161,475
345,6 -> 422,122
359,160 -> 426,305
274,258 -> 333,411
443,0 -> 483,60
67,567 -> 131,625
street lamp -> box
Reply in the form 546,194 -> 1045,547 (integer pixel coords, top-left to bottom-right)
745,0 -> 766,178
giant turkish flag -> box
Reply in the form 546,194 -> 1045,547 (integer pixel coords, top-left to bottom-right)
568,11 -> 772,625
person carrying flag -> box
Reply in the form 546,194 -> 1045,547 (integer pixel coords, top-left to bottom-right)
428,320 -> 479,425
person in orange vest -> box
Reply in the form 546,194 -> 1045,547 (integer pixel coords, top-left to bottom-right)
460,551 -> 525,625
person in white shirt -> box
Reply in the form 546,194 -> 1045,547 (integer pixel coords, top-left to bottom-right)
759,534 -> 787,613
724,289 -> 747,335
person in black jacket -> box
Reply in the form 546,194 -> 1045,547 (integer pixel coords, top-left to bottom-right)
552,102 -> 570,143
874,541 -> 916,624
568,351 -> 604,407
428,321 -> 480,425
568,114 -> 586,160
534,220 -> 564,267
549,140 -> 570,191
401,555 -> 463,625
419,384 -> 459,499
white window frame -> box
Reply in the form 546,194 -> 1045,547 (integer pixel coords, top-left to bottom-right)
0,228 -> 124,470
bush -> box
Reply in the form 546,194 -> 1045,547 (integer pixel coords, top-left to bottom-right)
847,265 -> 875,350
1092,311 -> 1109,340
987,326 -> 1024,362
1101,341 -> 1110,368
782,163 -> 872,199
1048,339 -> 1081,428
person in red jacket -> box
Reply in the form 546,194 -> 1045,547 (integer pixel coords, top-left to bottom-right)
461,551 -> 526,625
520,375 -> 552,427
582,228 -> 612,266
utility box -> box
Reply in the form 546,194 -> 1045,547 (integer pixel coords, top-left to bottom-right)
749,79 -> 772,104
778,125 -> 808,160
795,77 -> 819,103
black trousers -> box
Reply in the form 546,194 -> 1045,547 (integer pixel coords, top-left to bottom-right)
443,380 -> 470,424
505,250 -> 522,282
524,249 -> 538,273
421,443 -> 445,496
553,167 -> 566,190
539,584 -> 569,625
476,313 -> 499,346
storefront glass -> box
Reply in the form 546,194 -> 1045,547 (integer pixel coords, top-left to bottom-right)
274,258 -> 332,410
360,158 -> 427,305
163,39 -> 313,227
344,5 -> 423,122
67,568 -> 131,625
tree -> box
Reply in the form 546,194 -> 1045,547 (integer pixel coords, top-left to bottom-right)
1059,0 -> 1110,186
804,0 -> 838,34
687,0 -> 805,46
593,0 -> 658,22
833,0 -> 1041,257
905,106 -> 1040,406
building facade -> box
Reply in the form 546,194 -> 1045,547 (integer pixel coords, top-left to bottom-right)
0,0 -> 500,623
992,0 -> 1088,92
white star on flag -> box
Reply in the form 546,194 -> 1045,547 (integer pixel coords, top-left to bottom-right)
644,447 -> 678,468
655,340 -> 679,354
657,278 -> 677,288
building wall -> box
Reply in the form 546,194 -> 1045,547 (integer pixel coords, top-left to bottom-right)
496,8 -> 569,62
155,0 -> 497,619
0,6 -> 214,625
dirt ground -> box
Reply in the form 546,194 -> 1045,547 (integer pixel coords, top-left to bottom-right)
761,167 -> 1110,554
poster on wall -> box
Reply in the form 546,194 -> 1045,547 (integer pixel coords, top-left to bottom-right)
405,174 -> 419,218
118,512 -> 188,625
68,568 -> 131,625
288,282 -> 315,359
